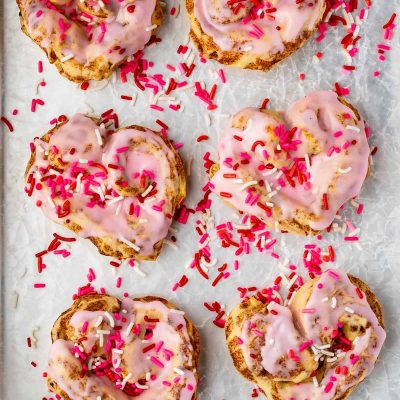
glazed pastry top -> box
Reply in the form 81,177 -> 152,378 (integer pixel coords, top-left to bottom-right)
194,0 -> 324,55
20,0 -> 156,66
239,269 -> 386,399
48,298 -> 197,399
26,114 -> 183,258
210,90 -> 370,231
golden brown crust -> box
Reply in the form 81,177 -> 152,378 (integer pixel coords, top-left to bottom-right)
48,294 -> 200,400
225,274 -> 384,400
185,0 -> 326,70
16,0 -> 164,82
25,117 -> 186,260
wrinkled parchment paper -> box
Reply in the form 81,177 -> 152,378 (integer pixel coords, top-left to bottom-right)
2,0 -> 400,398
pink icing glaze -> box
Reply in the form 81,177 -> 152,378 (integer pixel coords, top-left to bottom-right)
210,90 -> 370,231
22,0 -> 156,66
239,269 -> 386,399
47,298 -> 197,399
194,0 -> 324,55
26,113 -> 183,257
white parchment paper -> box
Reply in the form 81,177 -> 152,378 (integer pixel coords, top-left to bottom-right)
2,0 -> 400,399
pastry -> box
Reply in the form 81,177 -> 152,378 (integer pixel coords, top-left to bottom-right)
25,113 -> 186,260
47,294 -> 200,399
17,0 -> 163,82
186,0 -> 325,70
225,268 -> 386,399
209,90 -> 370,235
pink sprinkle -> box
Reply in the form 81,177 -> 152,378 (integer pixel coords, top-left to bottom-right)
81,321 -> 88,334
38,61 -> 43,73
324,381 -> 334,393
36,10 -> 43,17
328,270 -> 340,280
34,283 -> 46,288
150,356 -> 165,368
218,69 -> 226,83
350,354 -> 360,365
116,146 -> 129,153
237,337 -> 244,344
116,277 -> 122,288
150,104 -> 163,111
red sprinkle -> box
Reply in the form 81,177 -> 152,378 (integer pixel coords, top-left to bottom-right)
1,116 -> 14,132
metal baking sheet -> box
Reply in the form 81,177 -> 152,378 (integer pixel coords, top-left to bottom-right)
1,0 -> 400,399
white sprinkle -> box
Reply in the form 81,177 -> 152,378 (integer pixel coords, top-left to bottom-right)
315,344 -> 331,350
107,195 -> 124,205
61,53 -> 74,62
97,329 -> 111,335
95,129 -> 103,146
145,24 -> 157,31
345,125 -> 360,132
144,196 -> 156,203
164,240 -> 178,250
175,83 -> 195,92
125,322 -> 134,337
313,376 -> 319,387
347,228 -> 360,237
239,180 -> 258,191
174,367 -> 185,376
268,190 -> 277,198
95,186 -> 105,201
94,316 -> 103,327
327,356 -> 338,362
112,348 -> 123,355
141,184 -> 154,198
331,297 -> 337,309
120,373 -> 133,389
338,166 -> 352,174
345,306 -> 355,314
170,308 -> 185,315
243,118 -> 253,134
322,297 -> 329,303
119,237 -> 140,252
138,218 -> 148,224
115,203 -> 122,215
104,311 -> 115,327
47,196 -> 56,209
269,338 -> 275,345
287,274 -> 298,291
321,349 -> 335,357
134,265 -> 146,277
135,382 -> 149,390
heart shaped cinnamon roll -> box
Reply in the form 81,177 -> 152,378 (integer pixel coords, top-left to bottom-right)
25,113 -> 186,260
225,269 -> 385,399
209,90 -> 370,235
47,294 -> 200,399
17,0 -> 163,82
186,0 -> 326,70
